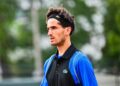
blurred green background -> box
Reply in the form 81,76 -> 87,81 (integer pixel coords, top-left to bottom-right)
0,0 -> 120,86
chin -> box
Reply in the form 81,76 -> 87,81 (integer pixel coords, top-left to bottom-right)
51,43 -> 57,46
51,42 -> 60,46
51,42 -> 64,46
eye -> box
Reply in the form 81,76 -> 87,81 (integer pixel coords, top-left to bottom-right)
51,26 -> 57,30
47,25 -> 58,32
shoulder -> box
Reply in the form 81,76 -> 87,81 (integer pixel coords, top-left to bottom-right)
71,50 -> 92,66
72,51 -> 89,61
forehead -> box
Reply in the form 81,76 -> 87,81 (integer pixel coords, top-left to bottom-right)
47,18 -> 61,27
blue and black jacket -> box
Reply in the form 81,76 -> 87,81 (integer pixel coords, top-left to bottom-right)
40,45 -> 98,86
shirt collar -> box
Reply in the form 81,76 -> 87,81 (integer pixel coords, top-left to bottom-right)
55,44 -> 77,60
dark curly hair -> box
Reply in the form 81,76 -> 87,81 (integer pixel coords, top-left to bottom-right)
46,7 -> 75,35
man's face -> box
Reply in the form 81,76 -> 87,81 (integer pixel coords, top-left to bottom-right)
47,18 -> 68,46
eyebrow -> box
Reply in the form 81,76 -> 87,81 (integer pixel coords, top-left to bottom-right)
47,26 -> 57,30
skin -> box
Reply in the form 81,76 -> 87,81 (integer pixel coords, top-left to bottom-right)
47,18 -> 72,55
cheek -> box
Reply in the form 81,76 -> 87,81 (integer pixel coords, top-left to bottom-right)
58,31 -> 65,37
58,32 -> 66,40
53,29 -> 65,39
55,29 -> 64,36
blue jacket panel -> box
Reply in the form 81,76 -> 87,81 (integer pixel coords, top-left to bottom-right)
69,51 -> 98,86
40,51 -> 98,86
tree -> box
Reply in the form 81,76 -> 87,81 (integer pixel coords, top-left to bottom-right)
0,0 -> 18,78
101,0 -> 120,74
31,0 -> 43,77
100,0 -> 120,85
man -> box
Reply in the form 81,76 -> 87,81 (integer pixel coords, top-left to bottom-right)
40,7 -> 98,86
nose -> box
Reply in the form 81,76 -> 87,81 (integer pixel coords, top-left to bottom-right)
48,29 -> 52,36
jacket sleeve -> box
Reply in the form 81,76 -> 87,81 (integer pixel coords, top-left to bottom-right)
40,59 -> 49,86
76,55 -> 98,86
40,55 -> 55,86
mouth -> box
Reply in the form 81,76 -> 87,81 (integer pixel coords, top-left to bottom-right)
49,37 -> 55,42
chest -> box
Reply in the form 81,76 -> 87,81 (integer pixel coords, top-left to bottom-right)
46,58 -> 75,86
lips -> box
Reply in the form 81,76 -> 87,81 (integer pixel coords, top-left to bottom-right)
49,37 -> 55,42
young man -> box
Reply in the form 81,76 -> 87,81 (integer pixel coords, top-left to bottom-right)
40,7 -> 98,86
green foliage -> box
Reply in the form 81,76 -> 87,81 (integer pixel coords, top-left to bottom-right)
71,29 -> 90,48
15,27 -> 32,47
39,9 -> 48,34
100,0 -> 120,74
0,0 -> 18,24
0,0 -> 33,78
42,47 -> 56,63
10,57 -> 34,77
0,0 -> 18,78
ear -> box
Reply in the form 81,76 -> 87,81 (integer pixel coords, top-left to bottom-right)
65,27 -> 72,35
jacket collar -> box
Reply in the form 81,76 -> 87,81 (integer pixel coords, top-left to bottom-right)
55,44 -> 77,60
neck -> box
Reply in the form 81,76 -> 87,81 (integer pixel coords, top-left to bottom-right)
57,39 -> 71,56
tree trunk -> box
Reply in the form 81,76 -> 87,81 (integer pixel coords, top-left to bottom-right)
31,0 -> 43,78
